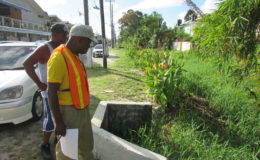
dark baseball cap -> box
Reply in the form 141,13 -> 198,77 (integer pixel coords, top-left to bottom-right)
50,23 -> 68,34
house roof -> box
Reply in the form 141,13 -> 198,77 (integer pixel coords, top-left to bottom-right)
0,25 -> 50,36
0,0 -> 32,12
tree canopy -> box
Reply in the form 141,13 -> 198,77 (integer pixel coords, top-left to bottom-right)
118,9 -> 191,49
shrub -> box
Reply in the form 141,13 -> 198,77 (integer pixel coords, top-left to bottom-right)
127,47 -> 184,111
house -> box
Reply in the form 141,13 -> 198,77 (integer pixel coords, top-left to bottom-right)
181,20 -> 197,36
173,13 -> 197,51
0,0 -> 51,41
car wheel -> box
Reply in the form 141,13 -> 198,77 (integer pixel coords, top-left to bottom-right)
31,91 -> 43,121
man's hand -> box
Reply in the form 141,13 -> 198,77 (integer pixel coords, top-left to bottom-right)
38,82 -> 47,91
55,121 -> 66,136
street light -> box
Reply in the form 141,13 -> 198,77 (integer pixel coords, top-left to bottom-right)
93,6 -> 99,10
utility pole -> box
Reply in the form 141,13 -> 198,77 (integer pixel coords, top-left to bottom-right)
99,0 -> 107,68
83,0 -> 89,25
112,5 -> 116,46
110,0 -> 114,48
83,0 -> 94,68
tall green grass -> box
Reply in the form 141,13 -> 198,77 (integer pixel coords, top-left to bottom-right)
181,52 -> 259,149
128,51 -> 260,159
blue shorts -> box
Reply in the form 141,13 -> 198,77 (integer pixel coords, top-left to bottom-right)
42,98 -> 54,132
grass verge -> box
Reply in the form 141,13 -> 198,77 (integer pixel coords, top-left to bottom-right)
87,48 -> 149,117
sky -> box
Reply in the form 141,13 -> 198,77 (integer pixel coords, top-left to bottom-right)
35,0 -> 218,39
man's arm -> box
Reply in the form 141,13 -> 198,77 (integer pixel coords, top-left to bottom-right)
48,82 -> 66,136
23,46 -> 49,91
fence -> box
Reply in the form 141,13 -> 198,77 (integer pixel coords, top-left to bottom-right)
173,41 -> 191,51
0,15 -> 49,32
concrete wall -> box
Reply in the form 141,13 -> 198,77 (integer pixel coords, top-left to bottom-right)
173,41 -> 191,51
93,125 -> 167,160
80,48 -> 93,68
106,103 -> 152,139
91,101 -> 168,160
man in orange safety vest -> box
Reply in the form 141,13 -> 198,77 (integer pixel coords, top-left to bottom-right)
47,24 -> 97,160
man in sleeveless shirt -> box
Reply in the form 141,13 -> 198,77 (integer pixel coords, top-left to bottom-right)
23,23 -> 68,160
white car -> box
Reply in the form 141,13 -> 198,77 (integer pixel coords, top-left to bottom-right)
92,44 -> 109,58
0,41 -> 43,124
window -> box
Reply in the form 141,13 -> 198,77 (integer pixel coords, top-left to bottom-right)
0,46 -> 36,70
0,4 -> 10,16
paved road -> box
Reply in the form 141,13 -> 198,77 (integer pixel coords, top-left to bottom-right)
91,49 -> 118,67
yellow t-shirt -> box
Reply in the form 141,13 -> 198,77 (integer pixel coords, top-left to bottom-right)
47,50 -> 84,105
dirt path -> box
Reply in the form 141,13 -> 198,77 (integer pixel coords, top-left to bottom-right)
92,49 -> 118,67
0,119 -> 50,160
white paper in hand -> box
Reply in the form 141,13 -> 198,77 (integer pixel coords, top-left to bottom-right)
60,128 -> 79,160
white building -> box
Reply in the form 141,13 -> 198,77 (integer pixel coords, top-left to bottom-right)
0,0 -> 51,41
182,20 -> 197,36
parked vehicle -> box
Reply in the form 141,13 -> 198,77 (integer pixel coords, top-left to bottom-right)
92,44 -> 109,58
0,41 -> 44,124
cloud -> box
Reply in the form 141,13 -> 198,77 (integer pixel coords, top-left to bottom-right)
131,0 -> 183,10
114,0 -> 183,24
201,0 -> 218,13
35,0 -> 68,6
35,0 -> 68,15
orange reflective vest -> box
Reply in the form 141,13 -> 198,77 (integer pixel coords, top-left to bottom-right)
58,44 -> 90,109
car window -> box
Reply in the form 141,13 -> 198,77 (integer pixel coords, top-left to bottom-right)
0,46 -> 36,70
94,45 -> 102,49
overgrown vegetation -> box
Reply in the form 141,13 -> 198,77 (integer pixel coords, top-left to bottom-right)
114,0 -> 260,159
125,48 -> 184,111
126,50 -> 260,159
116,0 -> 260,159
192,0 -> 260,80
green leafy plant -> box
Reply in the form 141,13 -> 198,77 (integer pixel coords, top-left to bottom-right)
192,0 -> 260,80
143,50 -> 184,110
126,46 -> 184,111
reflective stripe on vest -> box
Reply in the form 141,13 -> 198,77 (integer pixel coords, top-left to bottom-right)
59,44 -> 89,109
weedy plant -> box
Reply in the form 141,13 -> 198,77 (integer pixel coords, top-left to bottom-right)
126,46 -> 185,111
